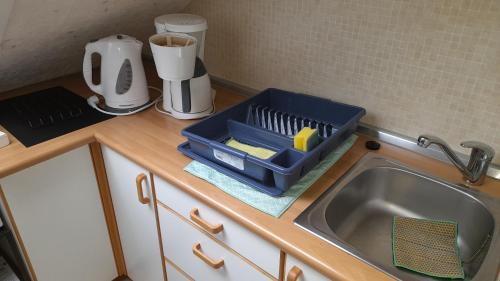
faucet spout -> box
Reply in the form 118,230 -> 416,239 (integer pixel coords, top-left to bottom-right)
417,135 -> 472,178
417,134 -> 494,185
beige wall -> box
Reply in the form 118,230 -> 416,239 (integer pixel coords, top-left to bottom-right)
0,0 -> 191,93
185,0 -> 500,163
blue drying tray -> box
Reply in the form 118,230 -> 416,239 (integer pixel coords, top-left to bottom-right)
179,142 -> 285,196
178,88 -> 365,196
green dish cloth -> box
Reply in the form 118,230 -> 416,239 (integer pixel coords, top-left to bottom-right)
392,216 -> 464,279
184,135 -> 357,217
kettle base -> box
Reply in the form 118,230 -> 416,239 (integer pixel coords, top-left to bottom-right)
102,104 -> 149,114
88,96 -> 156,116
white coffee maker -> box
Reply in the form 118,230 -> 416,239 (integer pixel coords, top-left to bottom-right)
155,14 -> 208,60
152,14 -> 214,120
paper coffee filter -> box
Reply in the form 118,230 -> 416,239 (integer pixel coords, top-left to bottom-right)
151,33 -> 196,47
149,32 -> 198,80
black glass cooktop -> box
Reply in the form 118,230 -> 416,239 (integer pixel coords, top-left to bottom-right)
0,87 -> 113,147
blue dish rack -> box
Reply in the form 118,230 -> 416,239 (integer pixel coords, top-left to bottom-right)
178,88 -> 365,196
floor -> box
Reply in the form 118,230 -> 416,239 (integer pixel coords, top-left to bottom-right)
112,276 -> 131,281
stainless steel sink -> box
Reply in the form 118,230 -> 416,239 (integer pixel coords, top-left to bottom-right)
295,153 -> 500,281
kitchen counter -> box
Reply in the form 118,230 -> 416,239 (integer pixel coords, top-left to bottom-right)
1,66 -> 499,281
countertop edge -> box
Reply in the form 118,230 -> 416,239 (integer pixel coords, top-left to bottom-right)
1,71 -> 498,281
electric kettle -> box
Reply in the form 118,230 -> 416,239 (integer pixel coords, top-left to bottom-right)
83,34 -> 150,113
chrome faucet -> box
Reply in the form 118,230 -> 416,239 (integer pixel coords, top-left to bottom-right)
417,135 -> 495,185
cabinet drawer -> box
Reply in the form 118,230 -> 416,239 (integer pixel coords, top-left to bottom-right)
158,205 -> 272,281
154,175 -> 280,278
165,258 -> 192,281
285,254 -> 329,281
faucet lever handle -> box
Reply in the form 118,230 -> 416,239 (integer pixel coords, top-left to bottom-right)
460,141 -> 495,160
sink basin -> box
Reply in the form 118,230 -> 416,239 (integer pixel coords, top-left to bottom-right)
295,153 -> 500,280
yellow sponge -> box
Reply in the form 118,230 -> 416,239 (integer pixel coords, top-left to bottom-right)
294,127 -> 319,152
226,139 -> 276,159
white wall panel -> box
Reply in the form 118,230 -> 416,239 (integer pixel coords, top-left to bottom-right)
0,0 -> 191,92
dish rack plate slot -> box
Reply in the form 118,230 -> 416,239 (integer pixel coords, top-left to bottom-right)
248,104 -> 337,138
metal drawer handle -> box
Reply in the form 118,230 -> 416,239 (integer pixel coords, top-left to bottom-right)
192,243 -> 224,269
190,208 -> 224,234
287,266 -> 303,281
135,173 -> 150,205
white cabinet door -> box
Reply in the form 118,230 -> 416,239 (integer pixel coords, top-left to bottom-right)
285,254 -> 330,281
101,145 -> 164,281
0,146 -> 116,281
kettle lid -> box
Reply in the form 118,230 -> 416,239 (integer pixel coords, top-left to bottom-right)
94,34 -> 142,46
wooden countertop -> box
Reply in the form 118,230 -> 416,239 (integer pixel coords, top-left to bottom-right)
1,67 -> 499,281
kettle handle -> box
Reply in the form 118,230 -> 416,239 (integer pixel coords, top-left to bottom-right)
83,42 -> 103,95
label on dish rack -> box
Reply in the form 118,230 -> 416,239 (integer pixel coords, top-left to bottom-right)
213,149 -> 244,170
